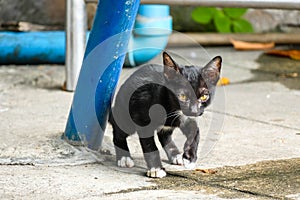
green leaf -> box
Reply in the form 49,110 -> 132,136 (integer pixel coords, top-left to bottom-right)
223,8 -> 247,19
213,10 -> 232,33
232,18 -> 253,33
191,7 -> 217,24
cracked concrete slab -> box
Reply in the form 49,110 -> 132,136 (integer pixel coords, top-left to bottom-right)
0,47 -> 299,199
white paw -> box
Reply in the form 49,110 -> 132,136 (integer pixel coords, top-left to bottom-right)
171,154 -> 183,165
146,168 -> 167,178
183,158 -> 196,170
117,156 -> 134,168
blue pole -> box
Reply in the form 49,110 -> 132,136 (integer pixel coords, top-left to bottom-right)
63,0 -> 141,150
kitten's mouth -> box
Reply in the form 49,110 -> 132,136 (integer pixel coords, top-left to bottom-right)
182,107 -> 204,117
182,110 -> 204,118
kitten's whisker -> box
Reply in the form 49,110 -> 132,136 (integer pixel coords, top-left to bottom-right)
170,114 -> 181,126
165,113 -> 178,119
165,111 -> 180,119
166,111 -> 179,117
167,111 -> 178,116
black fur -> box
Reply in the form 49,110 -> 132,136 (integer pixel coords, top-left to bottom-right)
109,52 -> 222,177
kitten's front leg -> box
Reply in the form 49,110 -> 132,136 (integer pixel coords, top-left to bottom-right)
157,128 -> 182,165
139,135 -> 166,178
180,118 -> 200,169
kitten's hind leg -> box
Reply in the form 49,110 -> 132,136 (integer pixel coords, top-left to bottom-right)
157,127 -> 182,165
139,134 -> 166,178
112,124 -> 134,168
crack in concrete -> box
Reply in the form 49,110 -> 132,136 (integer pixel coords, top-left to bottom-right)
208,109 -> 300,131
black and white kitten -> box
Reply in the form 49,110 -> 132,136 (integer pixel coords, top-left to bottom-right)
109,52 -> 222,178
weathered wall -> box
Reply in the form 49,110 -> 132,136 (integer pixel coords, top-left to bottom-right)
172,7 -> 300,33
245,9 -> 300,33
0,0 -> 65,27
0,0 -> 97,30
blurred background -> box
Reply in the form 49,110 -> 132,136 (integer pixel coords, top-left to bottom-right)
0,0 -> 299,33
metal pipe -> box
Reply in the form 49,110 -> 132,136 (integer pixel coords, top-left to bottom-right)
168,33 -> 300,46
141,0 -> 300,9
85,0 -> 300,9
65,0 -> 87,91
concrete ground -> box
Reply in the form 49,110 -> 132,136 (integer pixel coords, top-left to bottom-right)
0,46 -> 299,199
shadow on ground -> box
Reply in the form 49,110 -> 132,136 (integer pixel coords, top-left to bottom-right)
234,54 -> 300,90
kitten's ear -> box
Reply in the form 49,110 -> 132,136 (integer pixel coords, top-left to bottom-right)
202,56 -> 222,85
163,52 -> 181,79
163,52 -> 179,70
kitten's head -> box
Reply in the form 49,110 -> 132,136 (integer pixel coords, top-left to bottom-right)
163,52 -> 222,117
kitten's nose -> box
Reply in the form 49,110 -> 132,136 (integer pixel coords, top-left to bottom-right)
190,104 -> 200,116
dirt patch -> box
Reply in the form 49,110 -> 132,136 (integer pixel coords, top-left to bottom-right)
253,53 -> 300,90
152,158 -> 300,199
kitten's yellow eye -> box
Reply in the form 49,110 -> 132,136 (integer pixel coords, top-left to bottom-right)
200,94 -> 209,102
179,94 -> 187,101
